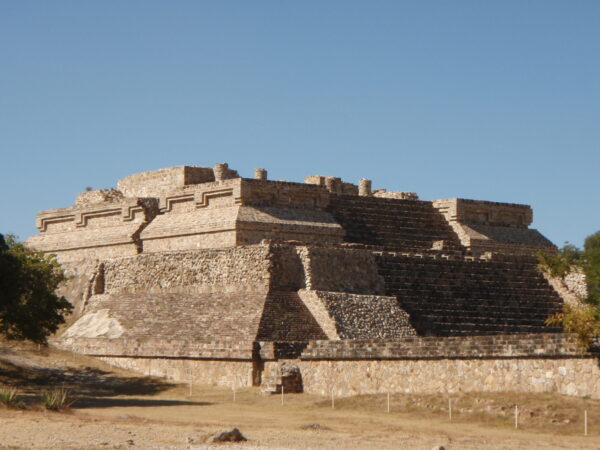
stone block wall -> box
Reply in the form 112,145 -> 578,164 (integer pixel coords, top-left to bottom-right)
268,244 -> 307,290
435,198 -> 533,227
297,357 -> 600,398
140,178 -> 344,250
240,179 -> 330,208
58,337 -> 256,359
117,166 -> 216,198
27,196 -> 158,263
298,290 -> 416,339
301,334 -> 581,360
297,246 -> 385,294
99,246 -> 272,294
99,357 -> 256,388
297,334 -> 600,398
433,198 -> 555,255
236,206 -> 344,246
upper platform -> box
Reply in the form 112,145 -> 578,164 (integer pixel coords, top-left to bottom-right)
27,163 -> 556,263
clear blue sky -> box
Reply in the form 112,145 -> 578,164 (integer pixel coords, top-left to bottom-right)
1,1 -> 598,248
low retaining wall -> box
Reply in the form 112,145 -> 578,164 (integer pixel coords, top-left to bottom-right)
297,334 -> 600,398
59,334 -> 600,399
301,334 -> 582,359
98,356 -> 256,388
297,358 -> 600,398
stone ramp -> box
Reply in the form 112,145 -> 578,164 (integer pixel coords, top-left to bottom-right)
328,195 -> 464,253
62,290 -> 340,348
64,292 -> 269,342
376,253 -> 564,336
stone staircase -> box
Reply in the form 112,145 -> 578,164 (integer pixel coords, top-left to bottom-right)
376,253 -> 564,336
256,291 -> 327,341
328,195 -> 464,253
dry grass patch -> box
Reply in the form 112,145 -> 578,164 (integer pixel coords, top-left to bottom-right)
315,391 -> 600,435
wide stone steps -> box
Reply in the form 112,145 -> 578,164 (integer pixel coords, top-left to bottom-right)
390,287 -> 559,297
404,309 -> 556,324
376,253 -> 563,336
328,195 -> 465,253
410,323 -> 562,336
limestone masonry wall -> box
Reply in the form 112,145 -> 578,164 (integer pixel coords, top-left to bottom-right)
433,198 -> 555,255
117,166 -> 216,197
59,337 -> 256,359
298,246 -> 385,294
298,357 -> 600,398
240,179 -> 330,208
27,196 -> 158,263
100,246 -> 272,293
98,357 -> 256,388
301,334 -> 581,360
285,334 -> 600,398
78,334 -> 600,397
301,291 -> 416,339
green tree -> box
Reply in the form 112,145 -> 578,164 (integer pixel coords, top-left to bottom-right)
538,231 -> 600,348
0,234 -> 73,343
583,231 -> 600,302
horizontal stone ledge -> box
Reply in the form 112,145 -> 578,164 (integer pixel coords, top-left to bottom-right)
299,354 -> 597,361
54,337 -> 256,360
86,354 -> 255,362
300,334 -> 594,359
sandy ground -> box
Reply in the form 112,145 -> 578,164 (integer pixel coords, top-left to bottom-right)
1,342 -> 600,449
2,385 -> 600,449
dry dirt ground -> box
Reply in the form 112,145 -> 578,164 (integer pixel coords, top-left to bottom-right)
1,341 -> 600,449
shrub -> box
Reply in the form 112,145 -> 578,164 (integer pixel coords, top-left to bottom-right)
537,232 -> 600,348
536,244 -> 581,279
41,387 -> 76,411
546,303 -> 600,350
0,386 -> 25,409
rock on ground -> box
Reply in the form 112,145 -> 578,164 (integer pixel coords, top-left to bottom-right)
208,428 -> 247,443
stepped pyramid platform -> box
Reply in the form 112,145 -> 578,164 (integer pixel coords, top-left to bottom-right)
28,163 -> 600,399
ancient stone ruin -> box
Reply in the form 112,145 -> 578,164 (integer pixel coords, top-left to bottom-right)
27,163 -> 600,398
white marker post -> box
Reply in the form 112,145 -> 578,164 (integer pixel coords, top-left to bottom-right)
515,405 -> 519,429
585,410 -> 588,436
